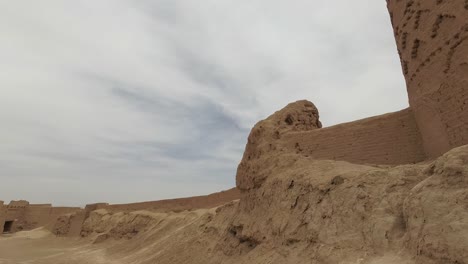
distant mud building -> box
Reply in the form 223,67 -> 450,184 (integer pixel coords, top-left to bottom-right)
0,200 -> 81,233
0,189 -> 239,235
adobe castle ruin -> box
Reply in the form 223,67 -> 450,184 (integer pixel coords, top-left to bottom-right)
1,0 -> 467,242
0,200 -> 81,234
0,189 -> 240,234
237,0 -> 467,188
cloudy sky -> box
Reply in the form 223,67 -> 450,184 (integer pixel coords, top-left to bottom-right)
0,0 -> 407,206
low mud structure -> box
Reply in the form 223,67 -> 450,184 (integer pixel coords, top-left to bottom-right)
0,188 -> 239,236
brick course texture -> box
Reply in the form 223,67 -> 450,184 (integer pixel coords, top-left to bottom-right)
387,0 -> 468,157
282,108 -> 426,165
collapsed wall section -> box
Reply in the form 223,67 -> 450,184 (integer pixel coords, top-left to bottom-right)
237,102 -> 426,191
387,0 -> 468,157
47,189 -> 240,237
3,189 -> 239,237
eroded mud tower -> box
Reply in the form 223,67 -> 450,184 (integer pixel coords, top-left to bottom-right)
388,0 -> 468,157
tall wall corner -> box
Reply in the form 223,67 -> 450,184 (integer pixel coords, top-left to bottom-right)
387,0 -> 468,158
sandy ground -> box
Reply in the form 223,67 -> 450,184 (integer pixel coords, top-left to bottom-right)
0,229 -> 113,264
0,209 -> 212,264
0,227 -> 413,264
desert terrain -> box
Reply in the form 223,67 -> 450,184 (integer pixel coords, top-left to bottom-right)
1,143 -> 468,264
0,229 -> 92,264
1,0 -> 468,263
0,209 -> 214,264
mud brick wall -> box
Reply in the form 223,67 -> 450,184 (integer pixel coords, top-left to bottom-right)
104,188 -> 240,213
0,201 -> 83,233
0,201 -> 5,232
387,0 -> 468,157
22,206 -> 82,229
282,108 -> 427,165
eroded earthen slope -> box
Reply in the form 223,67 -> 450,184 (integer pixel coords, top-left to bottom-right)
51,145 -> 468,264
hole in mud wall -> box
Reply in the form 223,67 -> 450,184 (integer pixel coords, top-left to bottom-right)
3,221 -> 14,233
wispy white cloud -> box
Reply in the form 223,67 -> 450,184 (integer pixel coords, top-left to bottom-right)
0,0 -> 406,206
